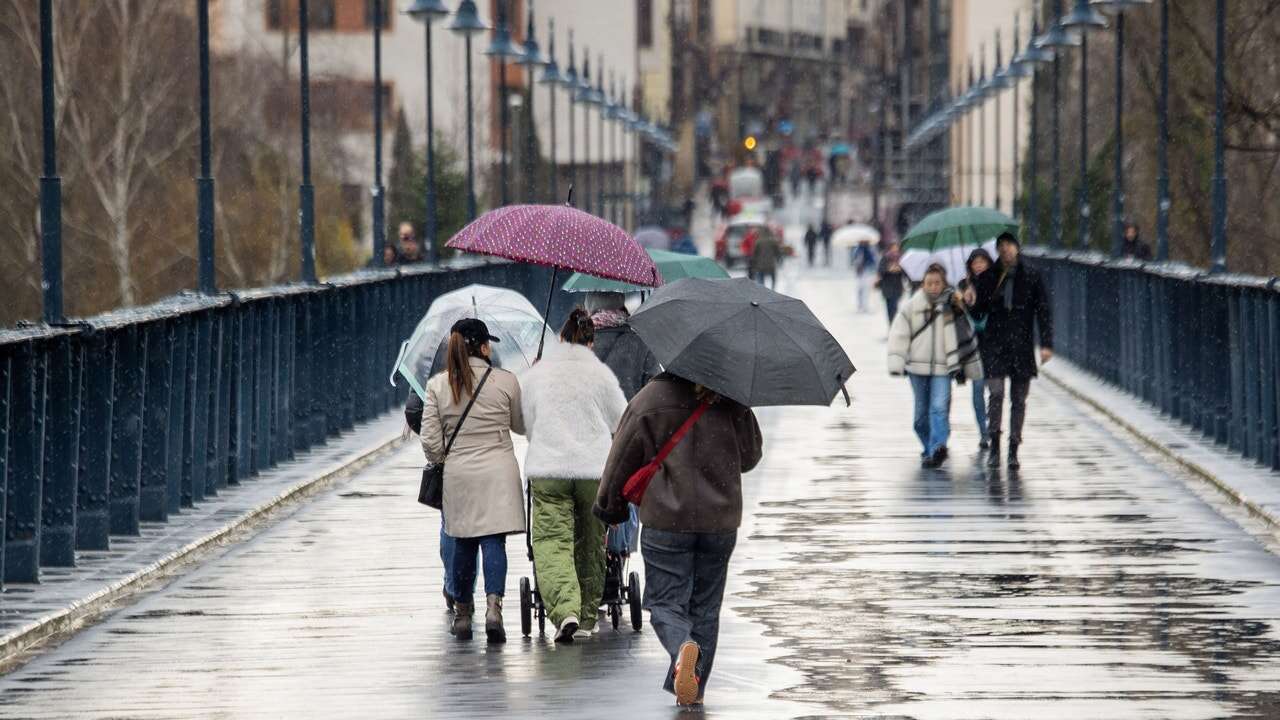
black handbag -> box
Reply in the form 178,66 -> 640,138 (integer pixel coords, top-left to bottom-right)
418,367 -> 493,509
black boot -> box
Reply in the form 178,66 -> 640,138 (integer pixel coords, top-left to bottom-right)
986,433 -> 1001,467
1007,441 -> 1021,471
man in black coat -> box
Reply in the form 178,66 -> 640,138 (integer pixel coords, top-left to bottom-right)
970,232 -> 1054,470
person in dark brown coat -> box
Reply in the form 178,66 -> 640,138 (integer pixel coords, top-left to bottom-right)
595,372 -> 763,707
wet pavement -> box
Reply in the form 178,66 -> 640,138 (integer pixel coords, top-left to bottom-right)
4,265 -> 1280,719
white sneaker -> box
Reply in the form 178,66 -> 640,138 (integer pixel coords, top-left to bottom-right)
555,615 -> 579,644
574,619 -> 596,639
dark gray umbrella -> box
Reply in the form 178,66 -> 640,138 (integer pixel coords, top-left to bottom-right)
630,278 -> 855,407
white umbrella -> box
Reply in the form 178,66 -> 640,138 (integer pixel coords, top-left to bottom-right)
899,239 -> 997,287
634,226 -> 671,250
391,284 -> 551,399
830,223 -> 881,250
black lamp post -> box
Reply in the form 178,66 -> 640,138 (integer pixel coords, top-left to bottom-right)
196,0 -> 215,291
1005,15 -> 1035,220
516,1 -> 547,204
449,1 -> 488,221
990,33 -> 1015,213
1062,0 -> 1108,251
1210,0 -> 1227,272
978,51 -> 987,207
370,0 -> 386,266
576,53 -> 594,213
562,34 -> 579,204
595,57 -> 606,219
1015,14 -> 1054,243
1036,0 -> 1081,249
407,0 -> 450,263
1156,0 -> 1170,261
539,19 -> 565,203
484,0 -> 525,208
298,0 -> 317,282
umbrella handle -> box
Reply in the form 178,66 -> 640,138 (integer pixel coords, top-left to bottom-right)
838,374 -> 851,407
565,184 -> 575,208
536,267 -> 559,362
389,339 -> 411,388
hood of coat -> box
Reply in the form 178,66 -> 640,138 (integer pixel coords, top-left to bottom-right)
519,342 -> 628,480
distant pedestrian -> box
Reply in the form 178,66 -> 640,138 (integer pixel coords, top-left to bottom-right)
595,372 -> 763,707
875,244 -> 908,326
749,228 -> 783,290
851,239 -> 877,314
587,292 -> 661,401
370,242 -> 400,268
1122,223 -> 1152,261
971,232 -> 1054,470
804,225 -> 818,267
887,263 -> 983,468
398,222 -> 424,263
420,319 -> 526,642
961,248 -> 995,450
519,309 -> 628,643
789,163 -> 803,197
820,220 -> 834,266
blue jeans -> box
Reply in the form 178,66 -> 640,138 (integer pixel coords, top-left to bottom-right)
642,528 -> 737,700
439,524 -> 478,600
909,374 -> 952,456
450,534 -> 508,604
972,377 -> 989,438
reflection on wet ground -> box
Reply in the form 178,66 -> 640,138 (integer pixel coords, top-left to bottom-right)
3,268 -> 1280,719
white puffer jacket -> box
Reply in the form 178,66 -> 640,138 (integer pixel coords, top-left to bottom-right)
887,289 -> 983,380
518,342 -> 628,480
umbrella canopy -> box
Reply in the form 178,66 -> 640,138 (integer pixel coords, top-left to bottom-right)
899,206 -> 1017,285
630,278 -> 855,408
830,223 -> 882,250
446,204 -> 662,288
829,142 -> 852,157
634,226 -> 671,250
392,284 -> 550,399
562,249 -> 729,293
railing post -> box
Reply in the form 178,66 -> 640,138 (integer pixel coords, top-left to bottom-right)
40,335 -> 77,566
6,343 -> 46,583
76,334 -> 113,550
110,326 -> 144,536
0,350 -> 9,588
165,320 -> 189,515
139,322 -> 172,522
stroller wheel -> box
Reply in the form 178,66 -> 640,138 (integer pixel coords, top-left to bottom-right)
519,577 -> 533,638
628,571 -> 643,632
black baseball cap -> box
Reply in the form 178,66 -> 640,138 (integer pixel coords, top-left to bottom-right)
996,231 -> 1020,248
451,317 -> 500,345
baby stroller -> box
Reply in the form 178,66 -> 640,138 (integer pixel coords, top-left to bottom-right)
518,492 -> 643,637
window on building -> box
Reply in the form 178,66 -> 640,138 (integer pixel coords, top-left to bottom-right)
311,0 -> 337,29
267,0 -> 283,29
638,0 -> 653,48
364,0 -> 393,30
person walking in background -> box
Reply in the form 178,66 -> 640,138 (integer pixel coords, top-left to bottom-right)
820,220 -> 834,266
586,292 -> 660,401
750,228 -> 783,290
961,249 -> 995,451
804,225 -> 819,267
421,319 -> 525,643
595,371 -> 763,707
887,264 -> 983,469
851,239 -> 878,314
397,222 -> 424,263
1122,223 -> 1153,261
971,232 -> 1054,470
875,244 -> 908,327
519,309 -> 628,643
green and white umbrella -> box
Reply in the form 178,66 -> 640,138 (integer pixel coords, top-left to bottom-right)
899,206 -> 1018,285
562,248 -> 729,293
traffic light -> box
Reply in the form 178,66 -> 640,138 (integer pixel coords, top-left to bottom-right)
743,135 -> 758,151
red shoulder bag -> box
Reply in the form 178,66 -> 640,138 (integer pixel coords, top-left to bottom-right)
621,400 -> 711,505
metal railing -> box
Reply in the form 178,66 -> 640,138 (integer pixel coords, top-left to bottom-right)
1027,249 -> 1280,472
0,261 -> 568,587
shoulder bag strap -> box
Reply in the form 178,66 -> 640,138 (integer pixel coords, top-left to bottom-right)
443,367 -> 493,459
652,399 -> 712,468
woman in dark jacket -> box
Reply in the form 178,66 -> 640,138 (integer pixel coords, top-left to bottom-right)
585,292 -> 660,401
960,248 -> 994,450
596,373 -> 763,708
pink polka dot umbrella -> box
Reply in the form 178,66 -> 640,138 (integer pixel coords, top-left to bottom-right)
447,204 -> 663,358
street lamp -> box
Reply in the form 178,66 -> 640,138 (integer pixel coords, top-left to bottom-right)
561,33 -> 579,204
574,52 -> 598,213
370,0 -> 387,267
595,57 -> 606,219
1156,0 -> 1170,260
448,0 -> 488,221
978,51 -> 988,208
990,31 -> 1015,213
1210,0 -> 1227,272
38,0 -> 63,320
1091,1 -> 1152,258
539,18 -> 565,203
1003,16 -> 1034,220
484,0 -> 525,208
1036,0 -> 1081,249
1014,13 -> 1054,243
516,1 -> 548,204
196,0 -> 215,291
1062,0 -> 1108,251
298,0 -> 317,282
406,0 -> 450,263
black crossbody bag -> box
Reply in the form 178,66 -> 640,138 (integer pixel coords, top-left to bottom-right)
418,367 -> 493,509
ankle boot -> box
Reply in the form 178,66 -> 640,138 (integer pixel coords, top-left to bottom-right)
1007,441 -> 1021,471
485,594 -> 506,644
451,602 -> 474,641
986,433 -> 1001,467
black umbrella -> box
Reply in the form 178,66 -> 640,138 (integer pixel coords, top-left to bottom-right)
630,278 -> 855,407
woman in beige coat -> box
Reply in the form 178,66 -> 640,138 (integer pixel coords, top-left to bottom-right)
422,318 -> 525,643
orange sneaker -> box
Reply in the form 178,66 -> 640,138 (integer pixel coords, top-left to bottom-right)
673,641 -> 701,706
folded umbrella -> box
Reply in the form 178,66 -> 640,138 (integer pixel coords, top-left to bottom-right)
447,204 -> 661,358
630,278 -> 855,407
562,248 -> 729,293
899,206 -> 1017,286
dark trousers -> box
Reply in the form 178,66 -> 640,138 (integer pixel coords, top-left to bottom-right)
450,534 -> 507,604
883,293 -> 902,324
641,528 -> 737,700
752,271 -> 776,289
986,376 -> 1031,444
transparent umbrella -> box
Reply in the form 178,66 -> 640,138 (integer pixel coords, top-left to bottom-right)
391,284 -> 551,399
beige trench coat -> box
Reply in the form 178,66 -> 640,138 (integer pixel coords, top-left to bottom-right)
421,357 -> 526,538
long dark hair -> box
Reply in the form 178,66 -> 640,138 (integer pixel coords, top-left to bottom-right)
966,248 -> 994,280
559,307 -> 595,346
446,331 -> 487,404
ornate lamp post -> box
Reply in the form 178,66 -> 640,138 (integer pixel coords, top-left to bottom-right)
1013,14 -> 1054,241
484,0 -> 525,208
1210,0 -> 1227,272
448,1 -> 488,221
407,0 -> 450,262
515,2 -> 547,204
539,19 -> 565,203
1036,0 -> 1082,248
1062,0 -> 1108,250
561,33 -> 580,203
298,0 -> 317,282
196,0 -> 215,291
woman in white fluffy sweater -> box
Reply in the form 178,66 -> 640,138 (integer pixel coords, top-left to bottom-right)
519,308 -> 628,643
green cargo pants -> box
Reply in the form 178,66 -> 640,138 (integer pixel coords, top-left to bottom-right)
530,478 -> 606,627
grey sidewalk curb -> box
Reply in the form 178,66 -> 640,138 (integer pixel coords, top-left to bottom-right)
1042,365 -> 1280,531
0,431 -> 409,666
